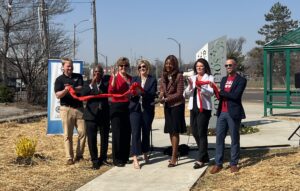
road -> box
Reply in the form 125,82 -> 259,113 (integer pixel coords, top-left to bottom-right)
243,88 -> 263,103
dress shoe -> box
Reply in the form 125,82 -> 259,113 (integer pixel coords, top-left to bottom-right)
101,160 -> 113,166
66,159 -> 74,165
92,162 -> 100,170
74,156 -> 84,162
230,165 -> 239,173
114,163 -> 125,167
193,162 -> 205,169
210,165 -> 223,174
144,154 -> 150,164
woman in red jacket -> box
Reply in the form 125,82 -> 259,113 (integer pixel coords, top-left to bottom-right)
108,57 -> 132,167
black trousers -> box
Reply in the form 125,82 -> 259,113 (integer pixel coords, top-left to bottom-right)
85,119 -> 110,163
190,109 -> 211,162
110,102 -> 131,165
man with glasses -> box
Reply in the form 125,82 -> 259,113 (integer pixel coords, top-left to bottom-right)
210,57 -> 247,174
82,65 -> 112,169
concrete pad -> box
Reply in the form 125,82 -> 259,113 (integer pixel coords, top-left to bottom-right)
76,151 -> 206,191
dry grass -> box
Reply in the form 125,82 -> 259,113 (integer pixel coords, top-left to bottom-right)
192,148 -> 300,191
154,104 -> 190,119
0,118 -> 111,191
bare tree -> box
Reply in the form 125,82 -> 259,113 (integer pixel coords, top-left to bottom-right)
226,37 -> 246,73
244,47 -> 263,78
0,0 -> 72,104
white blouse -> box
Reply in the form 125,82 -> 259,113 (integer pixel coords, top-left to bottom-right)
184,73 -> 214,111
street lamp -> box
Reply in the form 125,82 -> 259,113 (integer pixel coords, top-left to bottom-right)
98,53 -> 108,74
167,37 -> 181,69
73,19 -> 89,59
154,59 -> 159,78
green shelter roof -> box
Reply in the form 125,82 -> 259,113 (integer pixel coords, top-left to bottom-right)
264,27 -> 300,48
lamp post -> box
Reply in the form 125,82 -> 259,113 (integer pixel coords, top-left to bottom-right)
73,19 -> 89,59
154,59 -> 159,78
167,37 -> 181,69
99,53 -> 108,74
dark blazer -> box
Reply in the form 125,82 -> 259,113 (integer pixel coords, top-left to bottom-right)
129,75 -> 157,112
82,75 -> 110,121
216,74 -> 247,120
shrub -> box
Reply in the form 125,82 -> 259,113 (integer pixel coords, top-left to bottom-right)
15,136 -> 37,159
0,85 -> 15,102
207,125 -> 259,136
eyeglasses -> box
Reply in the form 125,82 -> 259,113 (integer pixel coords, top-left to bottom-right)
225,64 -> 233,68
119,65 -> 129,68
138,65 -> 146,70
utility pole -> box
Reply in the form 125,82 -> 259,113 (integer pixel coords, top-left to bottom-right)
40,0 -> 49,61
1,0 -> 12,86
92,0 -> 98,66
154,59 -> 159,79
73,24 -> 76,59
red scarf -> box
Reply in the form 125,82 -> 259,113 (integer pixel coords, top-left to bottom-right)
66,82 -> 144,101
195,80 -> 220,112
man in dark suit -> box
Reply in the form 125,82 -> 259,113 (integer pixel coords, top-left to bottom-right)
82,65 -> 111,170
210,57 -> 247,174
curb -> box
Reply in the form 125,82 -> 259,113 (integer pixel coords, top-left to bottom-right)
0,112 -> 47,123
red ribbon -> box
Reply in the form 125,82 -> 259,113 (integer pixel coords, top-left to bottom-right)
195,80 -> 220,112
66,82 -> 145,101
196,81 -> 220,100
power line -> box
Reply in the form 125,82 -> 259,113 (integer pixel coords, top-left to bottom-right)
67,1 -> 91,3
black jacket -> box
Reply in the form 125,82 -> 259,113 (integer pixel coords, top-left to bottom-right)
129,75 -> 157,112
82,75 -> 110,121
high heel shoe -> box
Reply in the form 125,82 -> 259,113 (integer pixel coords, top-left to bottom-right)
168,162 -> 177,167
168,156 -> 179,168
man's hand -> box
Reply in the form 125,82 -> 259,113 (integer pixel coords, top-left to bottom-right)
90,75 -> 97,85
159,97 -> 166,104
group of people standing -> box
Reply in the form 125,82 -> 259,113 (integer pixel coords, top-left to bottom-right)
54,55 -> 246,173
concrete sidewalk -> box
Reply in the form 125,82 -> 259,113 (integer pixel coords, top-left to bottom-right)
76,102 -> 300,191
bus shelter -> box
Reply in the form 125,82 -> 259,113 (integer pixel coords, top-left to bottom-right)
263,27 -> 300,116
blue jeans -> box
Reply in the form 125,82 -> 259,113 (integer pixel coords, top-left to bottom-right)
215,112 -> 241,166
